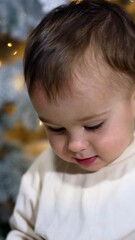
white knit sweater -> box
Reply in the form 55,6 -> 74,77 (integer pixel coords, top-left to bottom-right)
6,137 -> 135,240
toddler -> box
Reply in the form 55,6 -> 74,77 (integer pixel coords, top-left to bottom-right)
6,0 -> 135,239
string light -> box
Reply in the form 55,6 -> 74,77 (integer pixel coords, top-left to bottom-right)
39,121 -> 43,126
13,75 -> 24,91
7,42 -> 13,47
13,51 -> 17,55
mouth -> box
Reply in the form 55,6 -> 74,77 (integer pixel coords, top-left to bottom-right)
74,156 -> 97,167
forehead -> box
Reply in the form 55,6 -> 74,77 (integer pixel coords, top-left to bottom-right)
31,56 -> 133,126
32,51 -> 130,106
70,54 -> 124,98
71,47 -> 134,100
31,71 -> 126,128
32,66 -> 122,114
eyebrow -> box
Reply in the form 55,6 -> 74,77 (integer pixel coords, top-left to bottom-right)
39,111 -> 109,125
76,112 -> 108,122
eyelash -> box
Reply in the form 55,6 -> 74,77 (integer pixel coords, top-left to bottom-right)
46,122 -> 104,133
85,122 -> 104,131
46,126 -> 65,133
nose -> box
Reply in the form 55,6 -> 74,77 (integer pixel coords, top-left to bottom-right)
67,133 -> 89,153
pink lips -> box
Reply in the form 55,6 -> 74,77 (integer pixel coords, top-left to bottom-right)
74,156 -> 97,166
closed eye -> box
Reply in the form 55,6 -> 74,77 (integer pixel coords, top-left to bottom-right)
85,122 -> 104,131
46,126 -> 65,133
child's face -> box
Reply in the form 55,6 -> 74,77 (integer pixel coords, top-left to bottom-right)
31,63 -> 135,172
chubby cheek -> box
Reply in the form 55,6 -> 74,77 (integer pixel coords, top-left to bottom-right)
95,127 -> 133,161
47,135 -> 67,158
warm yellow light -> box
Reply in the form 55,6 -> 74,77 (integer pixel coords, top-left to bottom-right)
0,60 -> 2,67
39,121 -> 43,126
7,42 -> 13,47
13,51 -> 18,56
14,75 -> 24,91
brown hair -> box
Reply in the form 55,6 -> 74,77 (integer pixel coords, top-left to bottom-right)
24,0 -> 135,99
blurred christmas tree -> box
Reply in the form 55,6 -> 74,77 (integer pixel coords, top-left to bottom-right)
0,62 -> 47,236
0,0 -> 44,40
0,0 -> 50,238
